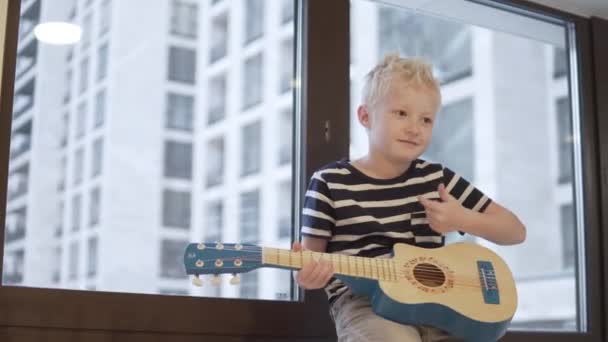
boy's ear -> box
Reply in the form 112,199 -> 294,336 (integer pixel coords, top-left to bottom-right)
357,105 -> 371,129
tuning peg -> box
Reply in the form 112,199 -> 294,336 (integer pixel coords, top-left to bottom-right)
230,274 -> 241,285
191,276 -> 203,287
211,275 -> 221,287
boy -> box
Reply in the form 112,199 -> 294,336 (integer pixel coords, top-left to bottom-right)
293,54 -> 526,342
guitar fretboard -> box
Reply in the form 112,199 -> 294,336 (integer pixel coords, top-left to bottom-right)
262,248 -> 398,281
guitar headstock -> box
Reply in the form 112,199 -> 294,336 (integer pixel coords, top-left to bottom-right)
183,242 -> 262,280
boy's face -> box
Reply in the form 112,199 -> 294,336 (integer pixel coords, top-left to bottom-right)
359,80 -> 440,165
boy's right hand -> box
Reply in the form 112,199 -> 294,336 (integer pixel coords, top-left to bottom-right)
292,242 -> 335,290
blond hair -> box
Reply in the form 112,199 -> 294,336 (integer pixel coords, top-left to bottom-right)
362,53 -> 441,108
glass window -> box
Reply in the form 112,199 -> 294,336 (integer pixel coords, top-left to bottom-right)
76,101 -> 87,138
74,148 -> 84,185
79,57 -> 89,94
241,121 -> 261,176
244,0 -> 264,44
350,0 -> 580,331
99,0 -> 111,35
208,73 -> 226,124
554,47 -> 568,79
239,271 -> 258,299
281,0 -> 295,24
170,0 -> 198,38
162,190 -> 191,229
94,89 -> 105,128
87,236 -> 98,277
168,47 -> 196,84
278,109 -> 292,165
206,137 -> 224,187
242,53 -> 263,109
89,187 -> 101,227
204,200 -> 222,242
163,141 -> 192,179
81,14 -> 92,50
278,181 -> 291,239
240,190 -> 259,244
97,43 -> 108,81
160,239 -> 189,278
71,194 -> 82,232
3,249 -> 24,284
68,242 -> 79,280
166,93 -> 194,131
280,38 -> 294,94
91,138 -> 103,177
209,13 -> 228,63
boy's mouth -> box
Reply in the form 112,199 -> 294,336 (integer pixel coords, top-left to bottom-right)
398,139 -> 419,146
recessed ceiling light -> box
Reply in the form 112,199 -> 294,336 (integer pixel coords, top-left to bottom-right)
34,22 -> 82,45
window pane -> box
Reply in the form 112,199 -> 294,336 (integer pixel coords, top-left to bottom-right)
240,190 -> 259,243
350,0 -> 579,332
3,0 -> 297,302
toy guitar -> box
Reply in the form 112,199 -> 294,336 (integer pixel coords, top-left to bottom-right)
183,241 -> 517,342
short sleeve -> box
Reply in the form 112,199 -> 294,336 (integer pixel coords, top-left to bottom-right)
300,172 -> 336,240
442,167 -> 492,235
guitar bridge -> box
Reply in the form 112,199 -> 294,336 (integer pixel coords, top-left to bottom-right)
477,261 -> 500,305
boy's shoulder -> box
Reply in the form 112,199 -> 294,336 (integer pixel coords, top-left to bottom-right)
310,159 -> 350,179
311,158 -> 447,181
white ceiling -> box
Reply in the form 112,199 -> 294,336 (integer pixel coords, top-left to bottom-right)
526,0 -> 608,20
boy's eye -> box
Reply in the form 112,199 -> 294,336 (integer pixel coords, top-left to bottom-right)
397,110 -> 407,117
424,118 -> 433,124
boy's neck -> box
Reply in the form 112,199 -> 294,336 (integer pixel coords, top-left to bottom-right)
352,153 -> 413,179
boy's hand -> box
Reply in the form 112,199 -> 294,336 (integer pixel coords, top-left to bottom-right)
292,242 -> 334,290
419,183 -> 467,234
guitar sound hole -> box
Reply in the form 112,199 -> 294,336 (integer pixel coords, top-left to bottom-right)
413,263 -> 445,287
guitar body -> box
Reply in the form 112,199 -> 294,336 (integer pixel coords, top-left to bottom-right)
336,242 -> 517,342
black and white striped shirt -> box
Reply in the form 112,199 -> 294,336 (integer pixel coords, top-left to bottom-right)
301,158 -> 492,303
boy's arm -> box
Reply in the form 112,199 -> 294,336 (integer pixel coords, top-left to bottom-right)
292,237 -> 333,289
457,201 -> 526,245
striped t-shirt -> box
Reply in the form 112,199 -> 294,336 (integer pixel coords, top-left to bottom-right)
300,158 -> 492,303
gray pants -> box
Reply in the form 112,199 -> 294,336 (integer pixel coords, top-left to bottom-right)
329,290 -> 464,342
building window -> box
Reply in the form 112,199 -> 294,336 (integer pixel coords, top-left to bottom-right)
554,47 -> 568,79
377,7 -> 472,84
74,148 -> 85,185
69,242 -> 79,280
560,204 -> 575,269
208,73 -> 226,124
97,43 -> 109,81
164,141 -> 193,179
91,138 -> 103,177
87,236 -> 98,277
170,0 -> 198,38
279,38 -> 294,94
81,14 -> 92,50
168,47 -> 196,84
205,200 -> 222,242
99,0 -> 111,35
210,13 -> 228,63
240,190 -> 259,244
556,97 -> 573,184
206,137 -> 224,187
240,271 -> 258,299
160,239 -> 189,278
281,0 -> 295,24
278,181 -> 291,239
166,93 -> 194,131
424,98 -> 474,181
278,109 -> 292,165
71,193 -> 82,232
94,89 -> 105,128
241,121 -> 261,176
162,190 -> 191,229
79,57 -> 89,94
89,187 -> 101,227
76,101 -> 87,139
244,0 -> 264,44
242,53 -> 263,109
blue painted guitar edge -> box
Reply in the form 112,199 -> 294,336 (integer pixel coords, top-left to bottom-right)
336,275 -> 511,342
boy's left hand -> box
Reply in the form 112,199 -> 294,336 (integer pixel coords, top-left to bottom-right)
419,184 -> 467,234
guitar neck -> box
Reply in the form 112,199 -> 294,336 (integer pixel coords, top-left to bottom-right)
262,247 -> 398,281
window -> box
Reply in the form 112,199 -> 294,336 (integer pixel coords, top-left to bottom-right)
3,250 -> 24,284
278,109 -> 292,165
160,239 -> 188,278
79,57 -> 89,94
554,47 -> 568,79
76,102 -> 87,138
208,74 -> 226,124
206,137 -> 224,187
87,237 -> 98,277
162,190 -> 191,229
74,148 -> 85,185
240,190 -> 259,243
244,0 -> 264,44
166,93 -> 194,131
94,89 -> 105,128
97,43 -> 108,81
280,38 -> 294,94
205,200 -> 222,242
242,54 -> 263,109
170,0 -> 198,38
71,194 -> 82,232
278,181 -> 291,238
68,241 -> 79,280
89,187 -> 100,227
168,47 -> 196,84
164,141 -> 192,179
241,121 -> 261,176
99,0 -> 111,35
81,14 -> 92,50
281,0 -> 295,24
239,271 -> 258,299
424,98 -> 475,181
209,13 -> 228,63
557,97 -> 573,184
91,138 -> 103,177
560,204 -> 575,269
